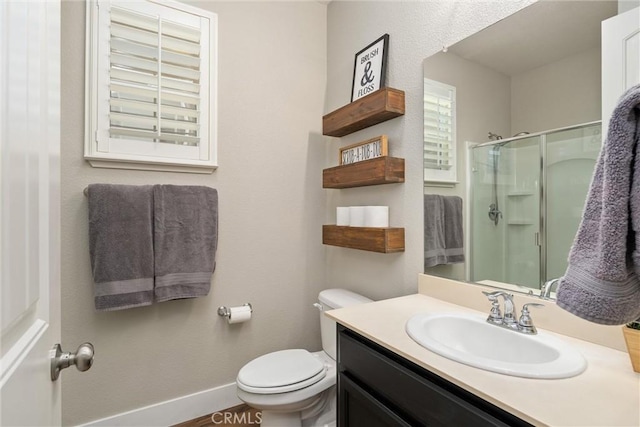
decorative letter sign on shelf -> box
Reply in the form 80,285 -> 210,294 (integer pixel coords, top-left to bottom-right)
340,135 -> 388,165
351,34 -> 389,102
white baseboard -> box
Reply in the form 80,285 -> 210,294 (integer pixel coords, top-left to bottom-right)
80,382 -> 242,427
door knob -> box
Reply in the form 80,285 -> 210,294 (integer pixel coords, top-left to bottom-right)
50,342 -> 94,381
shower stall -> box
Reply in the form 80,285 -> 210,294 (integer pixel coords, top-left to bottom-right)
468,121 -> 602,291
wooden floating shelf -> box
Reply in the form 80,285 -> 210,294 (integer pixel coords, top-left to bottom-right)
323,156 -> 405,189
323,225 -> 405,253
323,87 -> 405,137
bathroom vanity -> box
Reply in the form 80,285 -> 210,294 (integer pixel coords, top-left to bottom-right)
328,289 -> 640,427
338,325 -> 530,426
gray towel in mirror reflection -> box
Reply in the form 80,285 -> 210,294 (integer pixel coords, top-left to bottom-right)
424,194 -> 464,269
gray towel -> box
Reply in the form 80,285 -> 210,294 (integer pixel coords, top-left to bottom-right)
88,184 -> 155,311
154,185 -> 218,302
424,194 -> 464,268
557,84 -> 640,325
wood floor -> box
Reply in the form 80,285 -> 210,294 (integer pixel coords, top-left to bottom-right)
173,404 -> 261,427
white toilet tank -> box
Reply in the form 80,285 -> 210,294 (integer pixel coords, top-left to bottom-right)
318,289 -> 372,360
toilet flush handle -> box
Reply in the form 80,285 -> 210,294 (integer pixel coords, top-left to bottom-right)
312,303 -> 323,311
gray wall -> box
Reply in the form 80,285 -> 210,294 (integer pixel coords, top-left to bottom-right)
511,47 -> 601,134
60,1 -> 327,424
325,0 -> 534,298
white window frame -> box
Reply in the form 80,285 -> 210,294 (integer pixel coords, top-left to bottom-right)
85,0 -> 218,174
423,78 -> 457,185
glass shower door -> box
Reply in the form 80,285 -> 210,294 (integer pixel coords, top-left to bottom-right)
544,123 -> 601,282
470,144 -> 507,285
469,136 -> 541,289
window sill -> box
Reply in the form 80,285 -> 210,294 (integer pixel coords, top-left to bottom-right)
85,156 -> 217,174
424,181 -> 458,188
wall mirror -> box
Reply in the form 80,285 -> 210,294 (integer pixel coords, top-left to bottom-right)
422,1 -> 618,298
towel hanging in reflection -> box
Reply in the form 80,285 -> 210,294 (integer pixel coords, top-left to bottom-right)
424,194 -> 464,268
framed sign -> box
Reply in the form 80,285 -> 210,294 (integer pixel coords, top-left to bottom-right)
340,135 -> 388,165
351,34 -> 389,102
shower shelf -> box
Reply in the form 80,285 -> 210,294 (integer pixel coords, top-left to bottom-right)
507,219 -> 534,225
507,191 -> 534,197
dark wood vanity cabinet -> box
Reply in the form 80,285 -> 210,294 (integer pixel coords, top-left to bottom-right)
337,325 -> 533,427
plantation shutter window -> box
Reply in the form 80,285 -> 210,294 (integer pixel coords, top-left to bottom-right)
423,79 -> 457,184
86,0 -> 218,173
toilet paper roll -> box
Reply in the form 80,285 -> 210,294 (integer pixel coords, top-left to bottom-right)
228,305 -> 252,324
349,206 -> 366,227
336,207 -> 350,226
364,206 -> 389,227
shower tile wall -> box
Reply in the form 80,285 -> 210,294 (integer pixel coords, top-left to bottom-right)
545,124 -> 600,281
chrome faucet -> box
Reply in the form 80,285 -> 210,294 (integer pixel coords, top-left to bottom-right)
541,278 -> 560,299
482,290 -> 544,335
482,290 -> 517,329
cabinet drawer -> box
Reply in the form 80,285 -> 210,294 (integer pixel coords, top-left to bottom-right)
339,373 -> 412,427
338,327 -> 530,427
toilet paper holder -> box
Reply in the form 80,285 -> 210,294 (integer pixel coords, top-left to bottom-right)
217,303 -> 252,318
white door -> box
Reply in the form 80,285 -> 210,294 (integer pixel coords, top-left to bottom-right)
602,6 -> 640,136
0,1 -> 62,425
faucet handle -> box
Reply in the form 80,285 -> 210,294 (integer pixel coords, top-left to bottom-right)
482,290 -> 497,299
522,302 -> 545,312
482,291 -> 503,324
518,303 -> 544,334
483,290 -> 505,298
482,290 -> 514,302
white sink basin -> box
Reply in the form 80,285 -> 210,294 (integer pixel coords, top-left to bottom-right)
406,312 -> 587,379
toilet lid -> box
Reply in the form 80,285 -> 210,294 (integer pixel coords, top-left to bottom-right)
237,349 -> 327,394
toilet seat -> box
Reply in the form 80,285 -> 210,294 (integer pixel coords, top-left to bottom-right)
237,349 -> 327,394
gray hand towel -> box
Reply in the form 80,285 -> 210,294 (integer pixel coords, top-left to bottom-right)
88,184 -> 155,311
154,185 -> 218,302
424,194 -> 465,269
557,84 -> 640,325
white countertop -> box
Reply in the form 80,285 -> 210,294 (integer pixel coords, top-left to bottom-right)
326,294 -> 640,427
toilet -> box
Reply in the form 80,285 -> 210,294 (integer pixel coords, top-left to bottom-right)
236,289 -> 372,427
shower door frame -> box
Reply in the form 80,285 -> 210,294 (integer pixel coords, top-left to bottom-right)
466,120 -> 601,290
